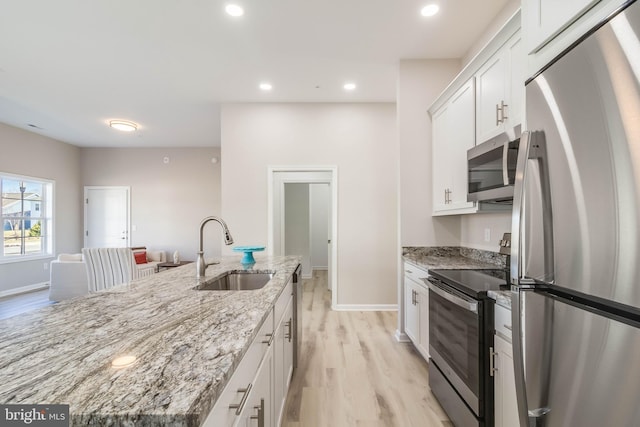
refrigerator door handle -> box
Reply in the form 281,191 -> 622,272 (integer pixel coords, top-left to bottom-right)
511,131 -> 532,286
512,289 -> 531,427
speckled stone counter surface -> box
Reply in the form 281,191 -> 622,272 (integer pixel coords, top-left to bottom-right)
0,255 -> 301,426
402,246 -> 507,271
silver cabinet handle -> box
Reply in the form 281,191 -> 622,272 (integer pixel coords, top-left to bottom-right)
250,398 -> 265,427
496,103 -> 501,125
262,332 -> 273,346
501,100 -> 508,121
285,318 -> 292,342
489,346 -> 498,377
229,383 -> 252,415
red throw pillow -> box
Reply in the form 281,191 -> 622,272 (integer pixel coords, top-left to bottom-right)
134,251 -> 148,264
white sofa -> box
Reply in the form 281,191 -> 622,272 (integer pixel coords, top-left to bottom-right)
131,247 -> 166,278
49,253 -> 89,301
48,248 -> 166,301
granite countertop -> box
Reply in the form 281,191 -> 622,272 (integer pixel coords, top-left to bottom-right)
403,246 -> 512,308
0,255 -> 301,426
488,290 -> 512,309
403,246 -> 507,271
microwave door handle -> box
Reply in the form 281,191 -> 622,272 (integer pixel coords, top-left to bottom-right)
502,142 -> 510,186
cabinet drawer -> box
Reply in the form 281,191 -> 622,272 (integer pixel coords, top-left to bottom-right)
202,309 -> 274,427
494,303 -> 512,342
403,262 -> 429,286
274,279 -> 293,325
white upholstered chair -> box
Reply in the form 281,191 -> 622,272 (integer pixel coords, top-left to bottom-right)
82,247 -> 134,292
49,253 -> 89,301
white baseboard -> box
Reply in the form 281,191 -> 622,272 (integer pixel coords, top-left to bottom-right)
312,266 -> 328,271
394,330 -> 411,342
0,282 -> 49,298
331,304 -> 398,311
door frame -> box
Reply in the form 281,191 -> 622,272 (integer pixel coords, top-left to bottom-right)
267,166 -> 338,310
83,186 -> 131,248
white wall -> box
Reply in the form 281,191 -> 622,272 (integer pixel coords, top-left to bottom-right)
0,123 -> 82,294
80,147 -> 221,261
310,183 -> 329,269
221,103 -> 397,307
462,0 -> 522,67
398,59 -> 463,247
284,183 -> 311,277
461,211 -> 512,251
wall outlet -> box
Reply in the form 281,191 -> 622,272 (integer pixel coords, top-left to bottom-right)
484,228 -> 491,242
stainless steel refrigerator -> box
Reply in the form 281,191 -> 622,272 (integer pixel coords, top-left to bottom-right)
511,1 -> 640,426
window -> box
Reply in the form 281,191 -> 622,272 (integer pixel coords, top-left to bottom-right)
1,173 -> 54,261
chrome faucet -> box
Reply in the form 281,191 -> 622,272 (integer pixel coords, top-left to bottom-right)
196,216 -> 234,278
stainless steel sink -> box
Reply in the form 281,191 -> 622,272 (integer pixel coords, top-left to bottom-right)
195,271 -> 275,291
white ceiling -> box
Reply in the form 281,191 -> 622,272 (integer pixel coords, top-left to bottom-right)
0,0 -> 510,148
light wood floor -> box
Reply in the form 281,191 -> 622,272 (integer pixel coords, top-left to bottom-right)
0,288 -> 53,320
282,270 -> 451,427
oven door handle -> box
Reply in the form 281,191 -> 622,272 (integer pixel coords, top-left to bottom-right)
427,279 -> 478,314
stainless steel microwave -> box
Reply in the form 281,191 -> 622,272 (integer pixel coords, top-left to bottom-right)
467,127 -> 520,203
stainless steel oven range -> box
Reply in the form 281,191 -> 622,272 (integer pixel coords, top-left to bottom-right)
424,269 -> 509,427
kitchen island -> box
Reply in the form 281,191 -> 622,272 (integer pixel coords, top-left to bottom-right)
0,256 -> 301,426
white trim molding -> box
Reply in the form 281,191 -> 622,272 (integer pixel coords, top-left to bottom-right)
0,282 -> 49,298
394,330 -> 411,343
267,165 -> 339,310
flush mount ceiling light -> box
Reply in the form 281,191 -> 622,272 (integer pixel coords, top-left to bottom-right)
421,4 -> 440,17
225,4 -> 244,17
343,82 -> 357,91
259,82 -> 273,91
109,120 -> 137,132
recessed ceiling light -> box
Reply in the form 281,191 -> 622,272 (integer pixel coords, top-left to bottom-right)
343,82 -> 357,91
259,82 -> 273,91
225,4 -> 244,17
109,120 -> 137,132
421,4 -> 440,17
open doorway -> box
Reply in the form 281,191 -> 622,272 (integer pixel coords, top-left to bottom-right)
268,167 -> 338,309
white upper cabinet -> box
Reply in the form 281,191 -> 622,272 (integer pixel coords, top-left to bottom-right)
524,0 -> 601,54
523,0 -> 624,77
475,30 -> 523,143
432,79 -> 477,215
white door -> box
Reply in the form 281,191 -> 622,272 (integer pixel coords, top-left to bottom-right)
84,186 -> 130,248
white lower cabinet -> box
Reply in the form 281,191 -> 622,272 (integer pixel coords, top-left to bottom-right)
241,346 -> 273,427
493,304 -> 519,427
403,262 -> 430,360
273,295 -> 293,426
203,278 -> 295,427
